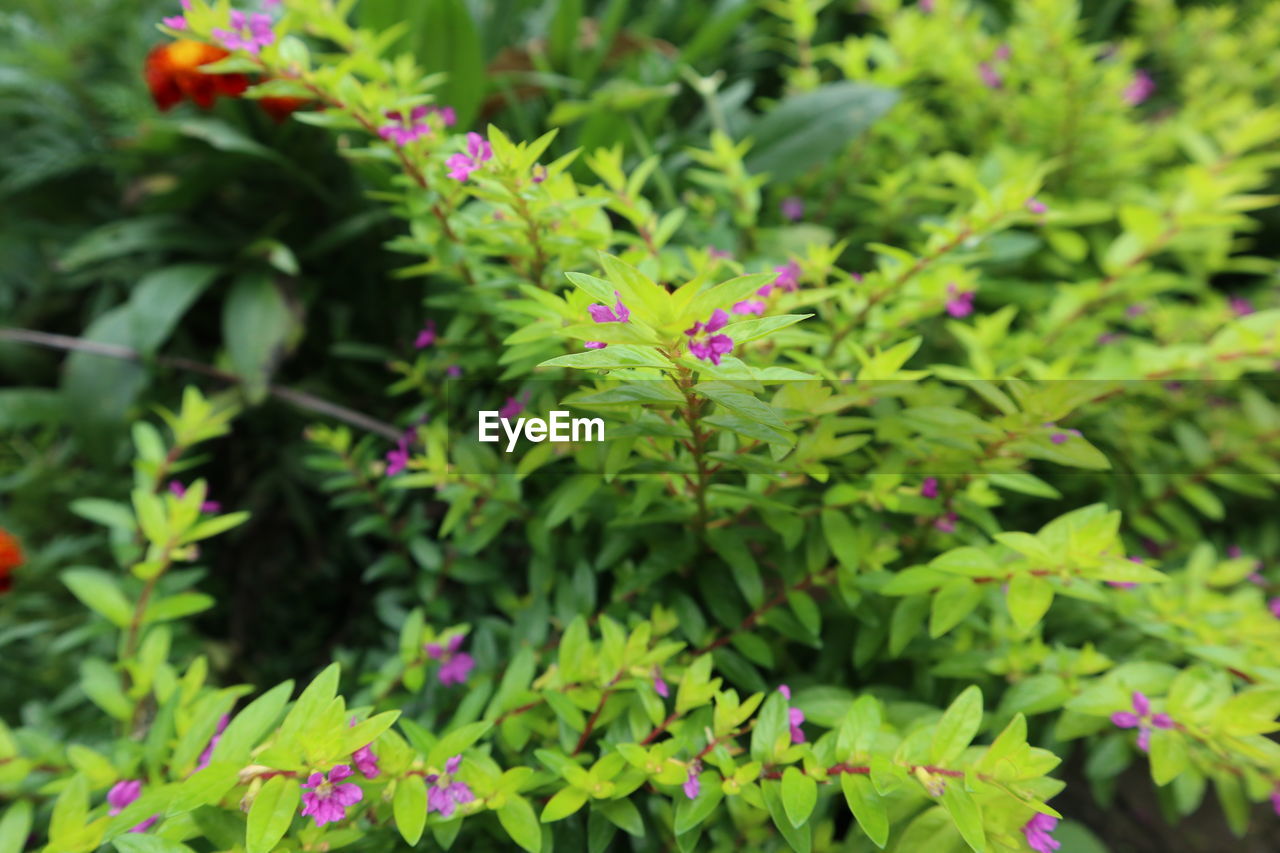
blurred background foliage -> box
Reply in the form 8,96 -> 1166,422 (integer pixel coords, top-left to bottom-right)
1,2 -> 1279,847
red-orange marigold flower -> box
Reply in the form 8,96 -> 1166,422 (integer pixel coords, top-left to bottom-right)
258,95 -> 310,123
0,528 -> 23,593
144,40 -> 249,111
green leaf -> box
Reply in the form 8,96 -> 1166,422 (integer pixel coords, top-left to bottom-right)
541,787 -> 588,822
413,0 -> 485,128
128,265 -> 220,353
212,681 -> 293,764
245,775 -> 299,853
781,767 -> 817,828
49,773 -> 89,842
539,345 -> 672,371
1005,574 -> 1054,632
167,763 -> 240,816
941,785 -> 986,853
673,777 -> 723,835
761,780 -> 812,853
931,686 -> 984,765
113,836 -> 196,853
394,775 -> 427,845
0,801 -> 33,853
498,796 -> 542,852
62,568 -> 133,628
745,83 -> 899,181
223,271 -> 296,402
840,774 -> 888,848
599,797 -> 647,837
928,579 -> 982,638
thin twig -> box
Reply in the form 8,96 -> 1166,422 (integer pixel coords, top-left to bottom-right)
0,328 -> 401,441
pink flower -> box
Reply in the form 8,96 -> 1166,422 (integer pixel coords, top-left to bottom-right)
1125,302 -> 1148,318
385,433 -> 412,477
350,721 -> 380,779
780,197 -> 804,221
920,0 -> 934,11
378,107 -> 432,146
1229,297 -> 1255,317
934,512 -> 958,533
683,761 -> 702,799
415,320 -> 437,349
212,9 -> 276,55
1107,557 -> 1143,589
653,668 -> 670,699
921,477 -> 939,499
978,62 -> 1002,89
426,635 -> 475,687
588,291 -> 630,324
1022,813 -> 1061,853
772,261 -> 801,293
684,309 -> 734,366
1026,197 -> 1048,215
709,247 -> 733,261
733,299 -> 766,315
446,132 -> 493,181
300,765 -> 363,827
788,707 -> 806,743
1123,69 -> 1156,106
1111,691 -> 1174,752
584,341 -> 607,350
1270,598 -> 1280,619
1044,422 -> 1082,444
994,43 -> 1012,61
107,780 -> 159,833
446,364 -> 463,378
169,481 -> 221,513
426,755 -> 475,817
162,0 -> 192,29
945,283 -> 974,318
499,394 -> 527,420
426,105 -> 456,127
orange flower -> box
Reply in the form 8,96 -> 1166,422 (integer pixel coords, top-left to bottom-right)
144,39 -> 249,111
0,528 -> 22,594
258,95 -> 311,123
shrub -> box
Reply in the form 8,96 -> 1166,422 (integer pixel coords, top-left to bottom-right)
2,1 -> 1279,852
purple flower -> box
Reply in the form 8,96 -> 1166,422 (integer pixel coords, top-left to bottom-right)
1271,788 -> 1280,816
426,756 -> 475,817
351,741 -> 380,779
1229,297 -> 1255,317
776,685 -> 804,743
934,512 -> 958,533
426,635 -> 475,687
653,668 -> 670,699
532,165 -> 548,183
1044,422 -> 1082,444
196,714 -> 231,770
709,247 -> 733,261
169,481 -> 221,514
1025,197 -> 1048,215
385,434 -> 411,477
584,341 -> 607,349
1270,598 -> 1280,619
588,291 -> 630,324
780,197 -> 804,221
788,707 -> 806,744
978,62 -> 1003,89
378,107 -> 432,146
994,43 -> 1012,61
107,780 -> 159,833
1123,69 -> 1156,106
772,261 -> 801,293
733,299 -> 766,315
1111,691 -> 1174,752
945,283 -> 975,318
446,364 -> 463,378
427,105 -> 456,127
683,761 -> 702,799
212,9 -> 276,55
161,0 -> 192,29
920,0 -> 934,12
1125,302 -> 1148,318
300,765 -> 363,827
499,394 -> 526,420
446,132 -> 493,181
921,477 -> 939,499
1022,813 -> 1061,853
414,320 -> 437,349
684,309 -> 734,366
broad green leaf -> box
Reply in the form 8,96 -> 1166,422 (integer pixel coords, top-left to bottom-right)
62,568 -> 133,628
931,686 -> 984,765
498,797 -> 542,852
781,767 -> 817,828
840,774 -> 888,848
245,775 -> 299,853
941,785 -> 986,853
394,775 -> 427,845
